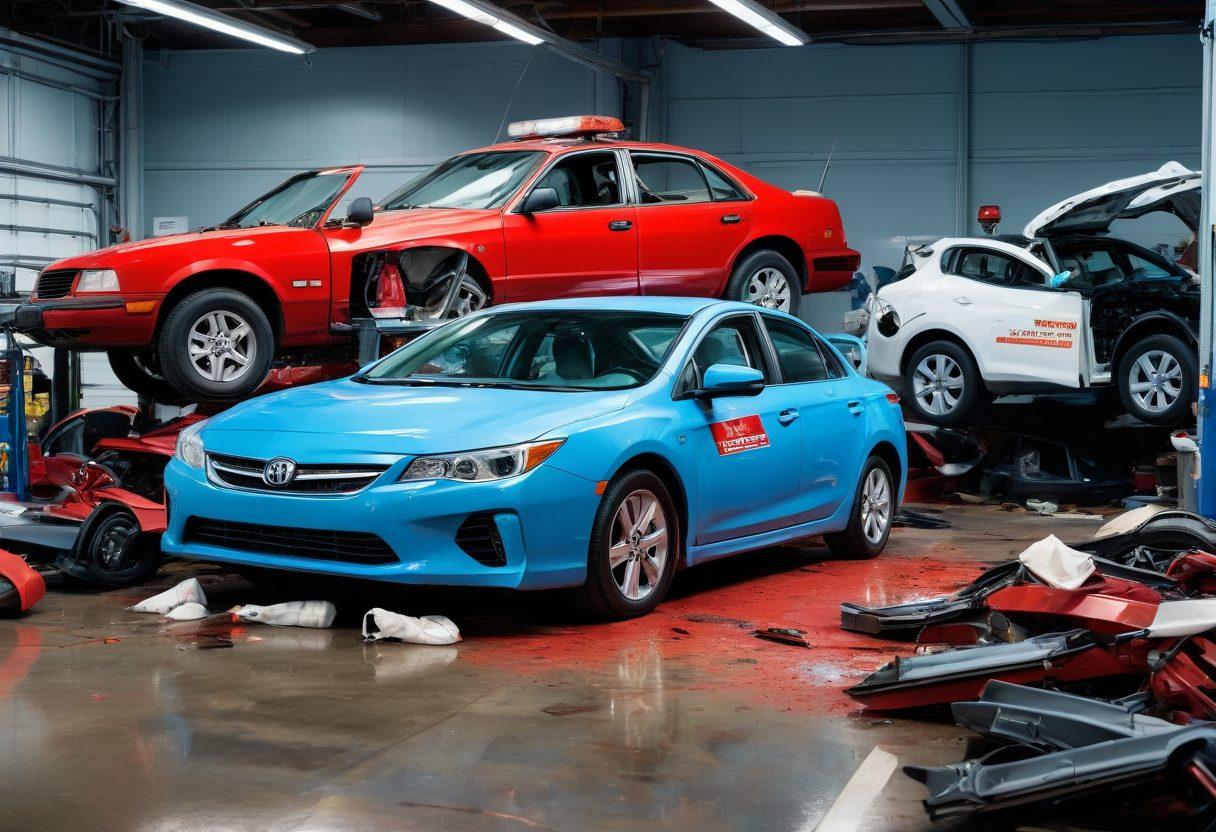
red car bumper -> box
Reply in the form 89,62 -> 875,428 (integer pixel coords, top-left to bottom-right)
9,296 -> 159,349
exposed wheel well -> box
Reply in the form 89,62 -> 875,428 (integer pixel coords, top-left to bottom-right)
730,236 -> 808,291
1111,317 -> 1197,373
899,329 -> 974,376
610,453 -> 690,557
156,270 -> 284,342
869,441 -> 904,497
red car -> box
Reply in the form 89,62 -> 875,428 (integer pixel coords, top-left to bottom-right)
18,115 -> 859,400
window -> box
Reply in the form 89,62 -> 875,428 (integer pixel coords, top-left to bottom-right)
226,171 -> 353,229
763,317 -> 829,383
382,151 -> 544,211
530,151 -> 622,208
1057,246 -> 1123,291
680,316 -> 769,392
949,248 -> 1041,286
1125,252 -> 1175,281
700,163 -> 746,201
631,153 -> 711,205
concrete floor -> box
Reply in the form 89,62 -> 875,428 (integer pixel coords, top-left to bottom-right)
0,505 -> 1169,832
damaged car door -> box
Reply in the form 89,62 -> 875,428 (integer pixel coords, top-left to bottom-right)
938,245 -> 1084,390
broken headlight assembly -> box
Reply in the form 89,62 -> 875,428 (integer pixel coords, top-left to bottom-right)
174,421 -> 207,469
400,439 -> 564,483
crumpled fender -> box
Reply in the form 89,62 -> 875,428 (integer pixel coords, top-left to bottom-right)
0,549 -> 45,615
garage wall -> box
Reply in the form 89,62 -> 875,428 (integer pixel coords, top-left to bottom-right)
659,35 -> 1201,329
142,41 -> 621,234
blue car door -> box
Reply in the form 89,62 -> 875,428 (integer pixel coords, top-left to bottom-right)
760,315 -> 868,523
676,313 -> 803,545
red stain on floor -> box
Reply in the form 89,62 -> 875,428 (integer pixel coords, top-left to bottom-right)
459,551 -> 983,713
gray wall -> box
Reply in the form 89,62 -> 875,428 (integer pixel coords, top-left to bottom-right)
142,41 -> 620,233
659,35 -> 1201,329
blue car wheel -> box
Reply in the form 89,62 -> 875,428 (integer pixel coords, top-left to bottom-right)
572,469 -> 680,619
825,455 -> 893,560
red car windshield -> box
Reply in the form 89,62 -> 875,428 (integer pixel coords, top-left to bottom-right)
382,151 -> 544,211
222,170 -> 351,229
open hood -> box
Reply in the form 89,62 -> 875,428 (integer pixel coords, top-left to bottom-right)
1122,175 -> 1200,234
1023,162 -> 1199,238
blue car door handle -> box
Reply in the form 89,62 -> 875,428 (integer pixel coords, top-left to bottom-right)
777,409 -> 799,426
846,400 -> 863,416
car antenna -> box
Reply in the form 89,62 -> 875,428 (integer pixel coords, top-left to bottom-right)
493,53 -> 537,144
817,131 -> 839,194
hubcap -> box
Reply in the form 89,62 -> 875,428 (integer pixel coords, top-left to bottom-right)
911,354 -> 964,415
97,519 -> 138,572
188,310 -> 256,383
609,489 -> 669,602
745,268 -> 792,312
1128,349 -> 1182,414
859,468 -> 891,545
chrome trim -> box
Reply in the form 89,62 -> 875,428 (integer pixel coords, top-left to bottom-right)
205,453 -> 389,496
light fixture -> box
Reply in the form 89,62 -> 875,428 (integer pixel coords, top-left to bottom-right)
707,0 -> 808,47
115,0 -> 314,54
426,0 -> 546,46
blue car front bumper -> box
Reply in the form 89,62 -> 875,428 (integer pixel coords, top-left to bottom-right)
161,458 -> 601,590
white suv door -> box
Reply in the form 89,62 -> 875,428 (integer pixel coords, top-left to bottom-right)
939,245 -> 1085,389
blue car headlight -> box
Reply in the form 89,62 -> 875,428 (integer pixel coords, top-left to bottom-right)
174,421 -> 207,469
400,439 -> 564,483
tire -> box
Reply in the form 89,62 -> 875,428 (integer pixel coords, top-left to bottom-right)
157,288 -> 274,401
1117,334 -> 1196,426
825,456 -> 894,560
570,469 -> 680,620
724,249 -> 802,314
74,509 -> 161,587
902,340 -> 985,427
107,350 -> 188,405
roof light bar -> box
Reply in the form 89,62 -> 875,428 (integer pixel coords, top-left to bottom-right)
426,0 -> 545,46
706,0 -> 809,47
507,115 -> 625,139
116,0 -> 314,54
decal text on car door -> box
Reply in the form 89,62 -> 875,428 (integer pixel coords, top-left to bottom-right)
995,319 -> 1078,350
710,415 -> 771,456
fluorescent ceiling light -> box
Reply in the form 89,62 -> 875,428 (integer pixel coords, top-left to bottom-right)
707,0 -> 809,46
116,0 -> 314,54
427,0 -> 546,46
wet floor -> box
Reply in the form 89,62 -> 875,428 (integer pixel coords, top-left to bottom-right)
0,505 -> 1161,831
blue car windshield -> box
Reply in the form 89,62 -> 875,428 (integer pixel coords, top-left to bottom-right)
360,310 -> 688,391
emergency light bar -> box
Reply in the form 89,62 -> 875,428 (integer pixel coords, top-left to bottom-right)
507,116 -> 626,140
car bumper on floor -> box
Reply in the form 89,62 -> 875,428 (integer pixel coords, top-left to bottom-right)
161,458 -> 601,590
0,296 -> 159,348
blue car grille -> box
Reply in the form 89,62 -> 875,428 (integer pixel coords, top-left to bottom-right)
183,517 -> 398,564
207,453 -> 388,495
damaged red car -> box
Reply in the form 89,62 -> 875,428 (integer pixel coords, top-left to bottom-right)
17,115 -> 859,401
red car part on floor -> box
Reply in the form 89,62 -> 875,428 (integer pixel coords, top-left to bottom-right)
0,549 -> 44,615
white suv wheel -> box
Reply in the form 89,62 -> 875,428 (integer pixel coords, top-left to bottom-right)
911,354 -> 964,415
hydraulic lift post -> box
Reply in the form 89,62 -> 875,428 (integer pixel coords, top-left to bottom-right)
1199,0 -> 1216,518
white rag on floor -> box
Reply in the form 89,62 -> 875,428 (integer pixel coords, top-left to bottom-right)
362,608 -> 461,645
131,578 -> 207,614
1018,534 -> 1096,590
162,602 -> 210,621
233,600 -> 336,629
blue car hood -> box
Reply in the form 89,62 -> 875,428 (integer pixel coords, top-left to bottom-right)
201,378 -> 630,460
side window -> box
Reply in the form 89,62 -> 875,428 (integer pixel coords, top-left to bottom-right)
700,162 -> 746,201
763,317 -> 829,383
949,248 -> 1044,287
1125,252 -> 1174,280
684,316 -> 769,391
631,154 -> 711,205
532,151 -> 622,208
1057,246 -> 1125,291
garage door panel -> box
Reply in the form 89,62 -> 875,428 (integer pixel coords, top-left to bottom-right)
741,95 -> 955,156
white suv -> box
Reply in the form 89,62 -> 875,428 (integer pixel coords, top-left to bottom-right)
865,163 -> 1199,427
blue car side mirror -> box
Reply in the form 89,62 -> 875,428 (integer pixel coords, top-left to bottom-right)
694,363 -> 765,398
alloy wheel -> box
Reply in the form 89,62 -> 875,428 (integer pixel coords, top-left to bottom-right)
95,516 -> 139,574
609,489 -> 669,602
860,468 -> 891,545
187,310 -> 257,383
912,354 -> 964,415
1128,349 -> 1182,414
746,268 -> 792,312
421,275 -> 489,320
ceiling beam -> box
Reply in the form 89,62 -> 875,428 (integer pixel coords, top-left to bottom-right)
922,0 -> 970,28
337,2 -> 381,19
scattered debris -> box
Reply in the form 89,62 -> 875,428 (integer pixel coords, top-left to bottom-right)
0,549 -> 44,616
753,627 -> 810,647
162,602 -> 210,621
893,508 -> 951,529
130,577 -> 206,615
362,608 -> 460,644
234,601 -> 337,629
1024,498 -> 1058,516
542,703 -> 600,717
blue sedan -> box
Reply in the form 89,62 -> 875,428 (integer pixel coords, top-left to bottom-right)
162,298 -> 905,618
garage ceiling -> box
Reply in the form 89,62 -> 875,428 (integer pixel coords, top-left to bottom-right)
19,1 -> 1208,58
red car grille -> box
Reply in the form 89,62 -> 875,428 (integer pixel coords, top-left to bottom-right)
34,269 -> 77,299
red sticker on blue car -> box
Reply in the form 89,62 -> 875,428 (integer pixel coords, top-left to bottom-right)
710,415 -> 770,456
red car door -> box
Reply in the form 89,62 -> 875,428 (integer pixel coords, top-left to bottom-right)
630,151 -> 752,297
502,149 -> 638,301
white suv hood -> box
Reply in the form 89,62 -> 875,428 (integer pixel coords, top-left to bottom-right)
1023,161 -> 1199,238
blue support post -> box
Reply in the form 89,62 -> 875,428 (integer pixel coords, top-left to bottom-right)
1199,0 -> 1216,518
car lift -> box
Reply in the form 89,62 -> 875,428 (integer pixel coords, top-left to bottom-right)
1200,0 -> 1216,518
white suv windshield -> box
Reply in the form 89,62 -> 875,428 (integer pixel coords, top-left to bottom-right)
382,151 -> 544,211
359,310 -> 688,391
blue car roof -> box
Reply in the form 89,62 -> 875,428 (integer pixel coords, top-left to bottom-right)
486,297 -> 762,316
